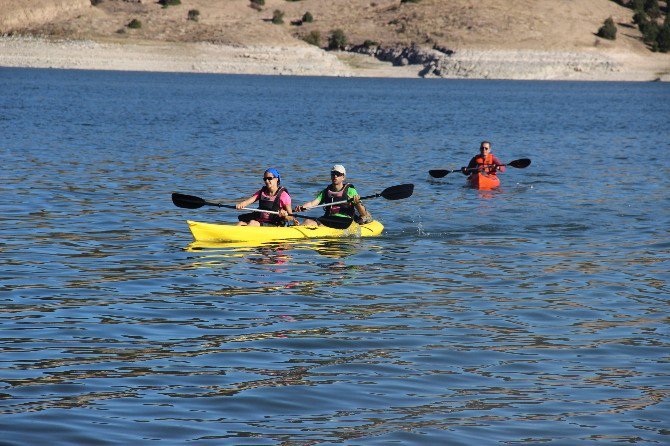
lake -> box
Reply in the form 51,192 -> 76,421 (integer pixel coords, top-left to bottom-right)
1,68 -> 669,445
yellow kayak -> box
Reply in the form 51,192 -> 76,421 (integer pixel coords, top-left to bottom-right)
186,219 -> 384,243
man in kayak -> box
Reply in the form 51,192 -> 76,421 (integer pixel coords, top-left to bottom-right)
236,168 -> 297,226
294,164 -> 372,226
462,141 -> 506,175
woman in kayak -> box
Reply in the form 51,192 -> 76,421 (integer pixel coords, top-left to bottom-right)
236,168 -> 297,226
294,164 -> 372,226
462,141 -> 506,175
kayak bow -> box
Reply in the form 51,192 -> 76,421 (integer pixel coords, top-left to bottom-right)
466,172 -> 500,190
186,219 -> 384,243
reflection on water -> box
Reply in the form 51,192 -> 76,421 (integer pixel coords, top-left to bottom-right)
187,239 -> 364,259
1,69 -> 669,445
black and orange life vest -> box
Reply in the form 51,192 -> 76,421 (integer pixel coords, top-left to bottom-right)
320,183 -> 355,217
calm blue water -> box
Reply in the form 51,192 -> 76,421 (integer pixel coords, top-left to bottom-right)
1,68 -> 669,445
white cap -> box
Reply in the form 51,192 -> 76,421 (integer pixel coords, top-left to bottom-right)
331,164 -> 346,175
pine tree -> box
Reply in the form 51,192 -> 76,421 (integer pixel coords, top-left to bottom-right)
631,0 -> 645,12
644,0 -> 661,19
597,17 -> 617,40
657,22 -> 670,52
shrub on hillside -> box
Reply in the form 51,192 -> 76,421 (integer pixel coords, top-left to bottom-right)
631,0 -> 645,11
644,0 -> 661,19
188,9 -> 200,21
640,19 -> 660,42
597,17 -> 617,40
327,29 -> 347,50
250,0 -> 264,11
303,31 -> 321,46
90,0 -> 103,6
302,12 -> 313,23
609,0 -> 669,54
159,0 -> 181,6
401,0 -> 421,3
657,22 -> 670,52
633,11 -> 649,25
127,19 -> 142,29
272,10 -> 285,24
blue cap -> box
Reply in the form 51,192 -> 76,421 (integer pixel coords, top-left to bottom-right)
265,168 -> 280,180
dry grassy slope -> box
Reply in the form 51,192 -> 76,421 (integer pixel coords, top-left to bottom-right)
0,0 -> 90,31
0,0 -> 660,56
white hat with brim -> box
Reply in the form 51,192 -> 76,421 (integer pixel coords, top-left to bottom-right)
331,164 -> 346,175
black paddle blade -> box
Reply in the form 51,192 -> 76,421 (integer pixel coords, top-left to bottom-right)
380,183 -> 414,200
316,215 -> 354,230
508,158 -> 531,168
172,193 -> 206,209
429,170 -> 451,178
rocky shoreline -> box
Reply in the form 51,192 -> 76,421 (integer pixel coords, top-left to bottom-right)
1,36 -> 668,81
349,43 -> 627,80
0,36 -> 354,76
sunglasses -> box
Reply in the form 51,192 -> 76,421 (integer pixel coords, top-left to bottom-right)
330,171 -> 344,177
263,177 -> 276,181
480,147 -> 490,150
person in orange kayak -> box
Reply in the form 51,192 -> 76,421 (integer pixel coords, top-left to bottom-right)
294,164 -> 372,226
236,168 -> 297,226
462,141 -> 506,175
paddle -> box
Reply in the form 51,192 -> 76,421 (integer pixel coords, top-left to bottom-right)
171,193 -> 353,230
306,183 -> 415,210
429,158 -> 531,178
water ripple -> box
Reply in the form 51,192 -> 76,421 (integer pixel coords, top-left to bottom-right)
1,70 -> 669,445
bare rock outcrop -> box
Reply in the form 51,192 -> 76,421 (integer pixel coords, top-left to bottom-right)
347,43 -> 623,80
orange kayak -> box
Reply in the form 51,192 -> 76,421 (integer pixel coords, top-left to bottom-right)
466,172 -> 500,190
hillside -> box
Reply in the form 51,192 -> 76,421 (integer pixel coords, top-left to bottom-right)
1,0 -> 669,80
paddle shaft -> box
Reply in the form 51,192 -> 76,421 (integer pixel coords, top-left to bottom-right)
194,199 -> 317,221
306,194 -> 373,210
463,159 -> 529,172
429,158 -> 530,178
215,203 -> 284,216
429,166 -> 490,178
464,165 -> 500,173
304,184 -> 414,210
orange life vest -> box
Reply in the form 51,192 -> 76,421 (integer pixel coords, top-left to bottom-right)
473,153 -> 497,174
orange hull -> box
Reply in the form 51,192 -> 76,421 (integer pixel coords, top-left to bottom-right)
466,172 -> 500,190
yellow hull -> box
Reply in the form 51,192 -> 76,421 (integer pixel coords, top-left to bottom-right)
186,219 -> 384,243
